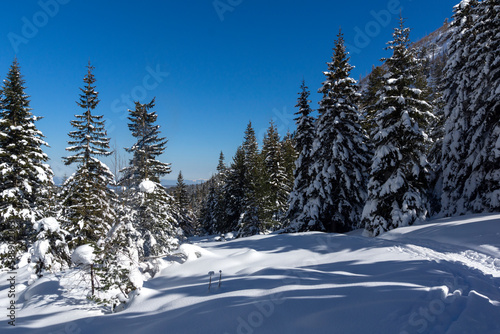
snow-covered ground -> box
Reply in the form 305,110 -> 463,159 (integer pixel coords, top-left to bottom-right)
1,214 -> 499,333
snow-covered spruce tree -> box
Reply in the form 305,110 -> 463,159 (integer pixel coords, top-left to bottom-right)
0,59 -> 55,269
119,98 -> 180,258
303,30 -> 370,233
440,0 -> 478,216
237,122 -> 264,237
260,121 -> 289,229
217,150 -> 227,175
426,42 -> 448,216
281,131 -> 297,195
200,179 -> 219,234
214,151 -> 229,230
362,18 -> 433,236
175,171 -> 189,210
361,65 -> 386,133
60,62 -> 117,248
200,151 -> 228,234
173,170 -> 197,237
134,180 -> 180,258
471,0 -> 500,213
93,221 -> 140,309
31,217 -> 71,277
120,98 -> 171,185
441,0 -> 499,215
222,146 -> 246,233
286,81 -> 316,231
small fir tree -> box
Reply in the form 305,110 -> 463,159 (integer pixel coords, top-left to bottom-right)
31,217 -> 71,276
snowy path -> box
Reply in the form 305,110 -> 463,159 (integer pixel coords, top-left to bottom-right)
1,214 -> 499,333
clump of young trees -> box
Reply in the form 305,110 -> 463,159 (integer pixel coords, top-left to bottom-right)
0,60 -> 192,309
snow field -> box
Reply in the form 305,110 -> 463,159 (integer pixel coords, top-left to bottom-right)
0,213 -> 499,333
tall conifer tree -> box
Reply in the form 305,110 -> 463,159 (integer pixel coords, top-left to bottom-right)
441,0 -> 499,215
119,98 -> 179,258
60,62 -> 116,248
362,18 -> 433,236
260,121 -> 289,228
303,30 -> 370,233
0,59 -> 54,268
223,147 -> 246,233
286,81 -> 315,231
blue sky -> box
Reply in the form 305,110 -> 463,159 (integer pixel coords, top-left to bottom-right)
0,0 -> 458,183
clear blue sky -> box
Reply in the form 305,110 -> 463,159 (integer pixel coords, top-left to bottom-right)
0,0 -> 458,183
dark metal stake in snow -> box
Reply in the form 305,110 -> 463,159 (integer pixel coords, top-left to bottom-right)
208,271 -> 215,291
218,270 -> 222,288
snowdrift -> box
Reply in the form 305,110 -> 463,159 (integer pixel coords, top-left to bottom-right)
1,213 -> 499,333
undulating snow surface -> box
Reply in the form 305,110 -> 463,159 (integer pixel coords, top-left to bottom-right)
1,214 -> 499,333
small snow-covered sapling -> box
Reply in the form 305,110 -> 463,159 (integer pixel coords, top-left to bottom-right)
208,271 -> 215,291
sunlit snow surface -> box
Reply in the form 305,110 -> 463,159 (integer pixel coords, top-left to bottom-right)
1,214 -> 499,333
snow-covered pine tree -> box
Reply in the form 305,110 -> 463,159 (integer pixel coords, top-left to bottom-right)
280,131 -> 297,196
303,30 -> 370,233
119,98 -> 180,258
471,0 -> 500,213
60,62 -> 116,248
173,170 -> 197,236
286,81 -> 316,231
237,122 -> 263,237
362,17 -> 433,236
175,171 -> 189,210
426,40 -> 448,216
130,179 -> 179,258
31,217 -> 71,276
217,151 -> 227,174
200,179 -> 219,234
120,98 -> 171,186
0,59 -> 55,268
200,151 -> 228,234
213,151 -> 228,231
93,220 -> 140,310
361,65 -> 386,133
222,146 -> 246,233
260,121 -> 289,228
440,0 -> 478,216
441,0 -> 499,215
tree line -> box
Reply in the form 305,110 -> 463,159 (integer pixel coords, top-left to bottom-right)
200,2 -> 499,237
